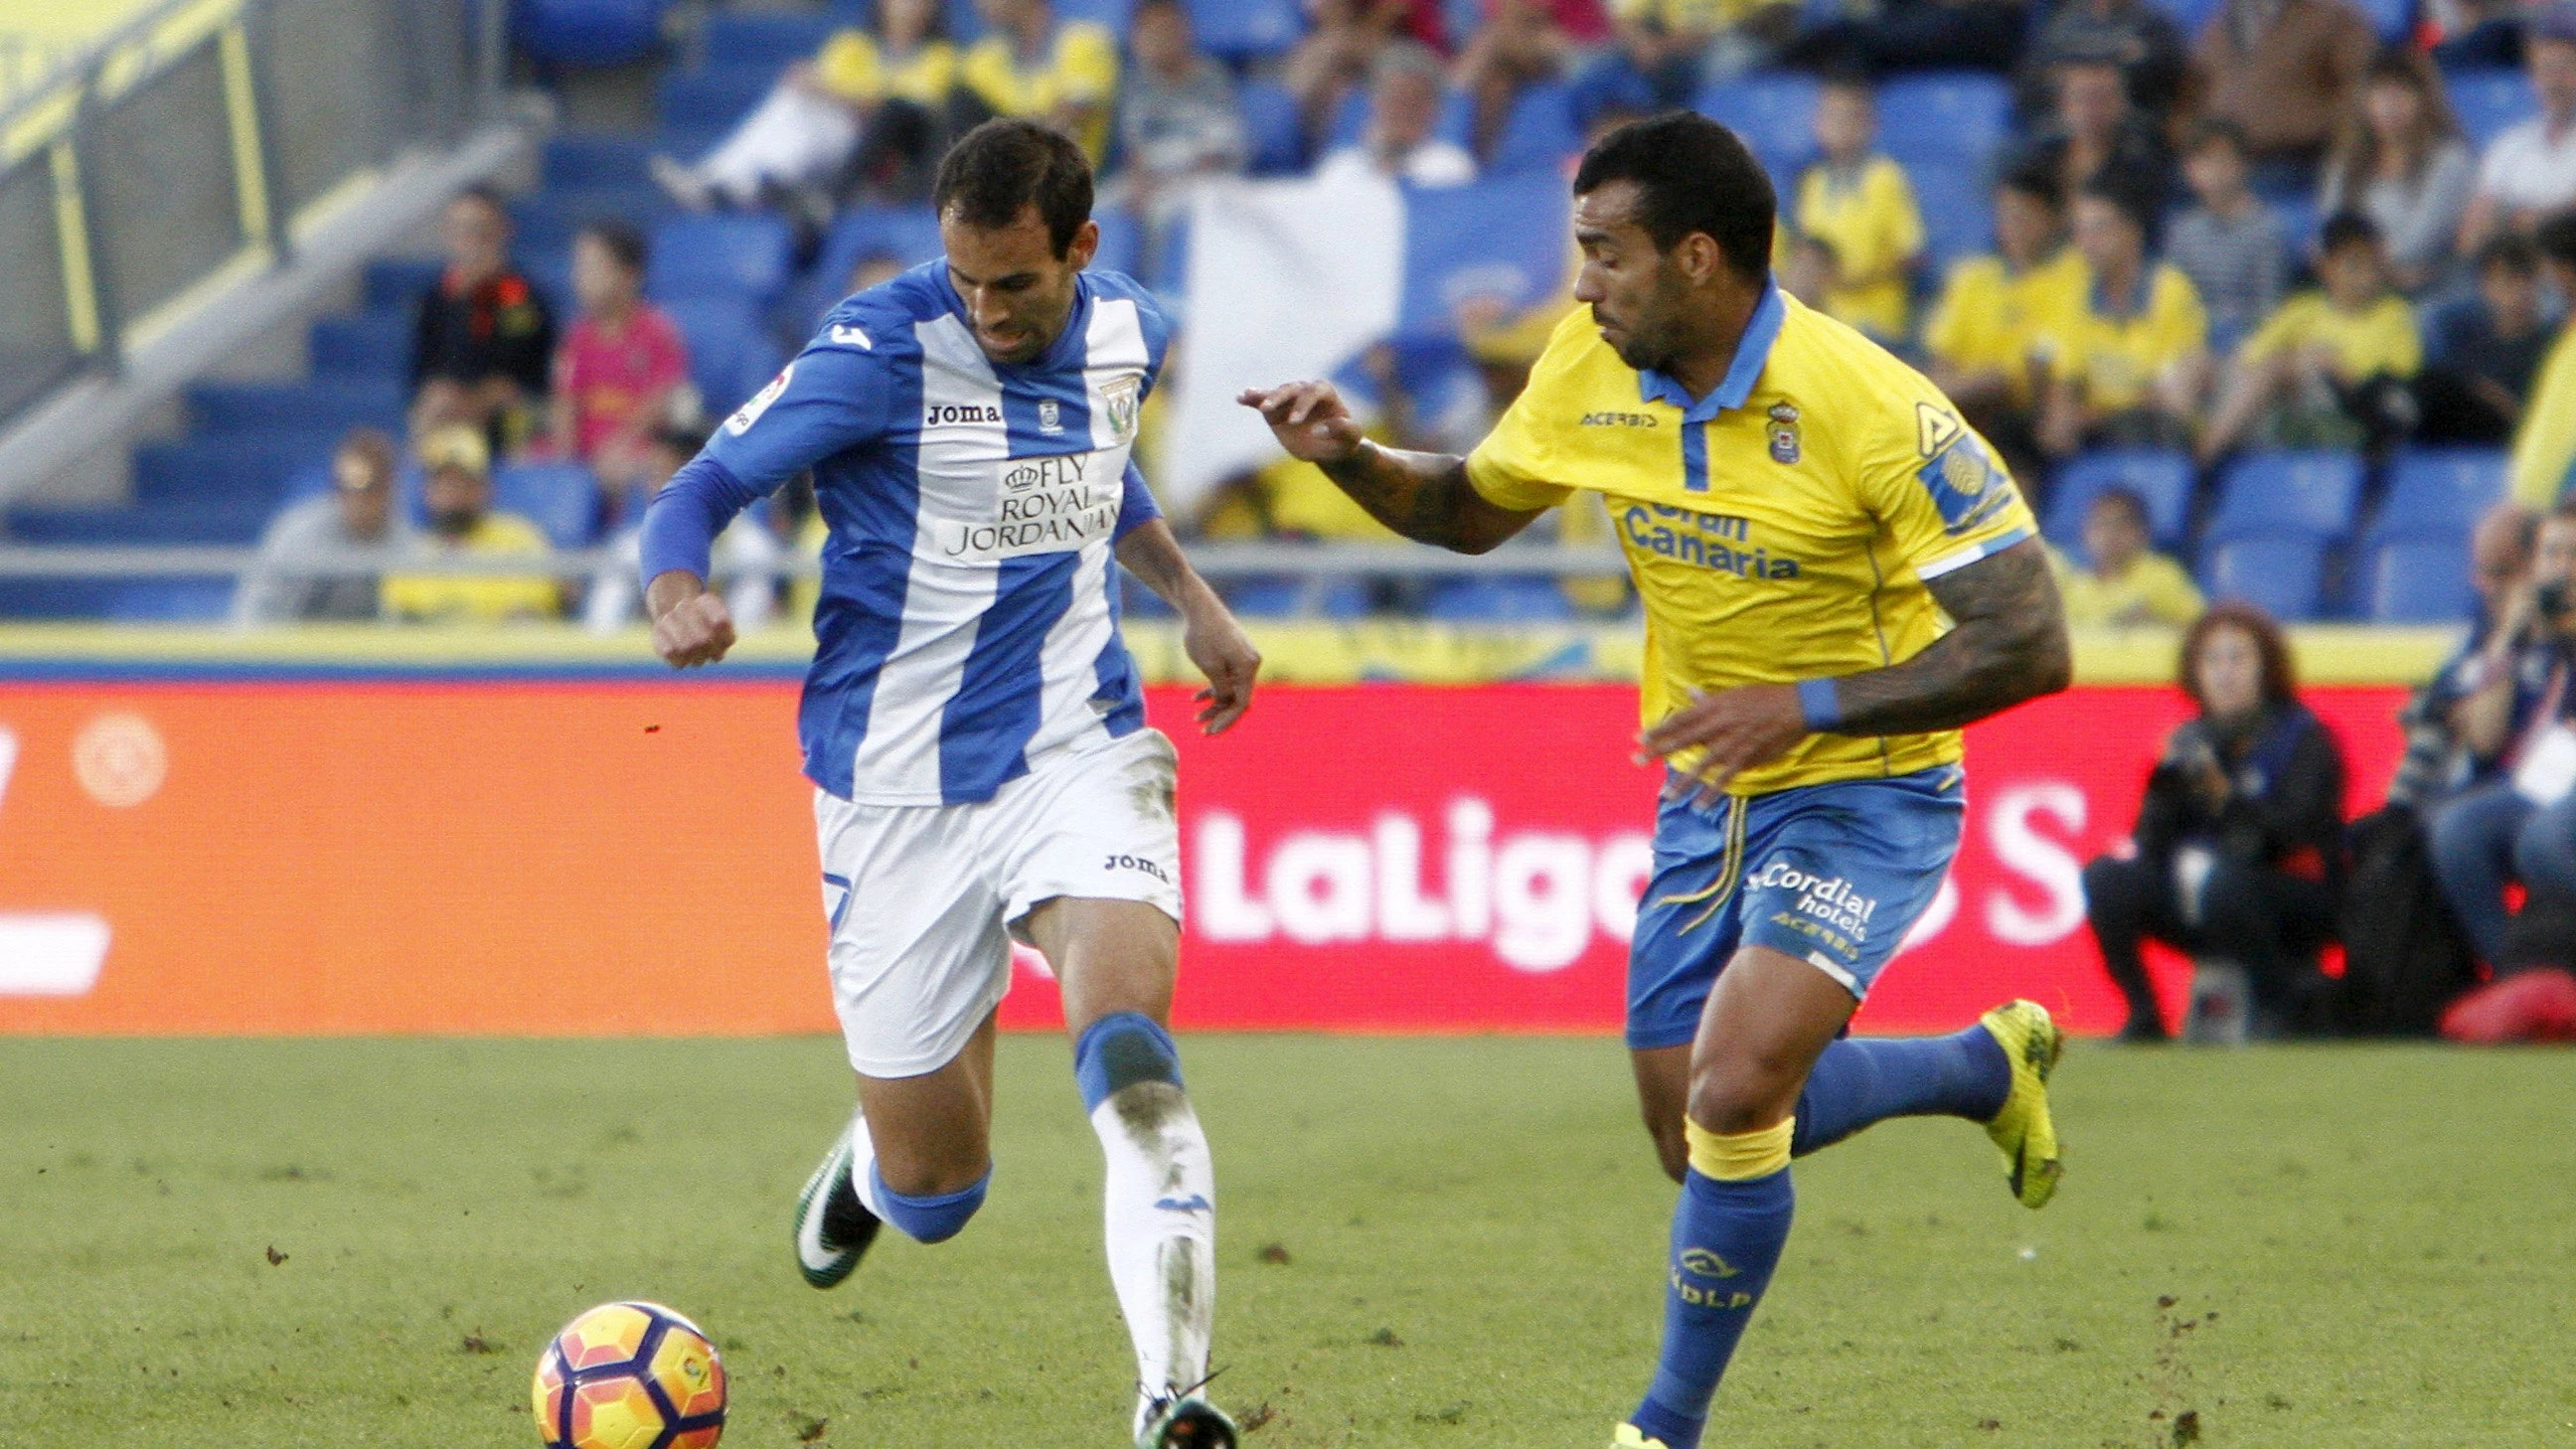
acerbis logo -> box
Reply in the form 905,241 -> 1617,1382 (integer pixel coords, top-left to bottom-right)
1579,411 -> 1658,427
925,403 -> 1003,426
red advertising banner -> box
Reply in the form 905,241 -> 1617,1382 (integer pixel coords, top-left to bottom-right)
0,680 -> 2402,1037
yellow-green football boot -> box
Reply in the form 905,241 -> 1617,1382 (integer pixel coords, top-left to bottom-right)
1611,1424 -> 1669,1448
1978,999 -> 2064,1208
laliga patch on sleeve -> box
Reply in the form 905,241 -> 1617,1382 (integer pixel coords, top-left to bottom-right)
1912,403 -> 2014,535
724,362 -> 795,436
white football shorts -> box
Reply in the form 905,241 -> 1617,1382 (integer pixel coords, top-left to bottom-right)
814,726 -> 1184,1077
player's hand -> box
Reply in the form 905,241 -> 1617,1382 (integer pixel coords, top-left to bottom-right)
652,588 -> 737,669
1637,684 -> 1808,807
1181,591 -> 1261,734
1237,381 -> 1364,466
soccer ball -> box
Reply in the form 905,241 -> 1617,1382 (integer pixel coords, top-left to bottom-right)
532,1301 -> 727,1449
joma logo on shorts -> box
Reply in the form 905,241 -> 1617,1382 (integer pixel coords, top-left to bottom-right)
925,403 -> 1003,425
1105,853 -> 1172,886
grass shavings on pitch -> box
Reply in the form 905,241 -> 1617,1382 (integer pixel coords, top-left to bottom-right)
3,1037 -> 2569,1447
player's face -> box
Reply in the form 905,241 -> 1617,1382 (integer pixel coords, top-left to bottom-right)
941,203 -> 1100,366
1572,182 -> 1694,376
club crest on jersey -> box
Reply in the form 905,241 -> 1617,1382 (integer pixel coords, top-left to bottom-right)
1038,399 -> 1063,434
1103,374 -> 1142,442
1766,402 -> 1801,465
724,363 -> 794,435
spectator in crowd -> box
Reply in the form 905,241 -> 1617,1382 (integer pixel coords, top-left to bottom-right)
1923,163 -> 2088,481
408,189 -> 553,449
960,0 -> 1120,165
1458,0 -> 1609,161
1779,232 -> 1841,312
2054,486 -> 2206,626
1284,0 -> 1449,145
1315,43 -> 1478,186
2418,234 -> 2553,445
1576,0 -> 1790,120
2320,50 -> 2475,294
2037,182 -> 2210,456
381,426 -> 560,624
1789,74 -> 1923,343
2402,503 -> 2546,806
1779,0 -> 2025,76
2167,118 -> 2286,354
2508,213 -> 2576,506
2429,500 -> 2576,964
2082,602 -> 2348,1041
2187,0 -> 2375,180
2197,212 -> 2420,460
650,0 -> 956,212
2432,0 -> 2526,71
2458,4 -> 2576,256
233,429 -> 418,625
2016,0 -> 2187,125
1108,0 -> 1245,276
547,222 -> 690,516
2013,56 -> 2174,229
584,426 -> 783,634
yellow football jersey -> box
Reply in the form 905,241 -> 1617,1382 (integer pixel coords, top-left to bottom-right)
2239,291 -> 2420,381
962,21 -> 1118,163
1465,286 -> 2037,797
1922,245 -> 2088,403
2038,263 -> 2207,413
1793,155 -> 1923,342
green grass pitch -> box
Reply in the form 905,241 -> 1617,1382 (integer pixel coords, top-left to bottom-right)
3,1036 -> 2570,1447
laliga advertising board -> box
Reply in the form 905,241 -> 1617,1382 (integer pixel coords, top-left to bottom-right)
0,682 -> 2398,1037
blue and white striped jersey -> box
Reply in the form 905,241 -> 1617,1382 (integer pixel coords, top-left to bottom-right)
641,263 -> 1173,805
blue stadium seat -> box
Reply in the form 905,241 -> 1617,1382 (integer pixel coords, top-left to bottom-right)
509,185 -> 675,256
133,432 -> 343,505
2208,449 -> 2365,539
309,310 -> 410,380
523,251 -> 575,321
188,379 -> 404,436
1910,160 -> 1995,274
1188,0 -> 1303,60
1239,80 -> 1307,177
1424,576 -> 1577,622
1486,81 -> 1583,175
661,295 -> 786,417
656,65 -> 777,136
2146,0 -> 2223,37
2352,0 -> 2415,42
2374,447 -> 2508,539
106,580 -> 236,622
2449,69 -> 2536,149
2045,448 -> 2196,554
2363,534 -> 2477,622
1053,0 -> 1137,27
543,132 -> 653,189
802,204 -> 941,322
699,10 -> 838,72
1220,576 -> 1372,618
1395,173 -> 1571,344
2201,530 -> 2328,620
513,0 -> 665,68
5,498 -> 275,547
493,462 -> 601,549
1693,73 -> 1819,178
363,257 -> 443,311
646,214 -> 795,304
1876,72 -> 2010,168
2272,192 -> 2322,268
1092,206 -> 1145,279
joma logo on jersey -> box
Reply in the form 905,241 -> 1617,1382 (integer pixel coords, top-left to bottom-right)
925,403 -> 1004,425
1579,411 -> 1658,427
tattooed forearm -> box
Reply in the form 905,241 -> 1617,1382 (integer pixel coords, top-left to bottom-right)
1827,540 -> 2072,735
1319,441 -> 1539,554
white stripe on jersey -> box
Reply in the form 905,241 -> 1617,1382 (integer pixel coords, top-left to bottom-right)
850,314 -> 1009,800
1023,299 -> 1152,765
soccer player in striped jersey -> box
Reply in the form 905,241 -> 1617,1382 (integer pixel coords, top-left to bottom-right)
639,119 -> 1254,1449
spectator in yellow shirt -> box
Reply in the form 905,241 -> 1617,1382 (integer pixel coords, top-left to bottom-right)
2199,212 -> 2421,462
2055,487 -> 2206,626
2037,180 -> 2210,458
2508,213 -> 2576,507
961,0 -> 1120,165
382,427 -> 561,624
1790,74 -> 1922,343
1923,160 -> 2089,481
652,0 -> 957,209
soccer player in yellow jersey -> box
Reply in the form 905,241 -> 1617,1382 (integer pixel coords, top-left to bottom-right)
1243,114 -> 2075,1449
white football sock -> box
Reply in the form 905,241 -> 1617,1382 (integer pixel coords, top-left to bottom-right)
847,1104 -> 886,1218
1088,1082 -> 1216,1418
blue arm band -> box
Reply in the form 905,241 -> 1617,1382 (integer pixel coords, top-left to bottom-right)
638,455 -> 761,589
1113,461 -> 1163,542
1797,677 -> 1843,732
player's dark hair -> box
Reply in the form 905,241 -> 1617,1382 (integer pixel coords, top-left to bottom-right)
2534,210 -> 2576,269
2179,602 -> 2299,714
934,118 -> 1094,258
2479,231 -> 2541,275
2090,486 -> 2150,529
1572,112 -> 1773,282
1816,64 -> 1876,99
2318,210 -> 2381,254
577,220 -> 648,273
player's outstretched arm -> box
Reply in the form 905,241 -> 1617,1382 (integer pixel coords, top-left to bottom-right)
1116,518 -> 1261,734
1237,381 -> 1541,554
646,569 -> 738,669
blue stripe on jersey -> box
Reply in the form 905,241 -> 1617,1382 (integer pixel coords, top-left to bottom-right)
1681,419 -> 1709,494
1091,559 -> 1145,738
999,350 -> 1098,455
801,335 -> 930,798
938,551 -> 1078,800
